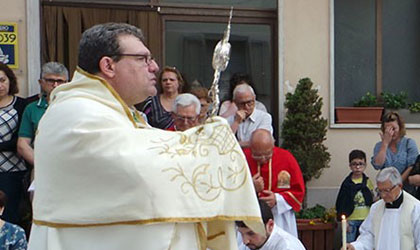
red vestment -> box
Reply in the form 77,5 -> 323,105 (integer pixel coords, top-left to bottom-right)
243,147 -> 305,212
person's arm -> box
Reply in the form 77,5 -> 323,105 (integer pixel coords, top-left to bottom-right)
0,97 -> 26,152
272,151 -> 305,212
17,137 -> 34,165
408,174 -> 420,186
371,142 -> 386,170
230,110 -> 246,134
401,166 -> 413,183
0,134 -> 18,151
401,138 -> 418,182
372,127 -> 393,167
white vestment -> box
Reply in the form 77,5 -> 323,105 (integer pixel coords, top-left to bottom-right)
351,192 -> 420,250
28,68 -> 264,250
273,194 -> 298,237
238,225 -> 305,250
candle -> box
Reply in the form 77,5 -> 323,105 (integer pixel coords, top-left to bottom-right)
342,215 -> 347,249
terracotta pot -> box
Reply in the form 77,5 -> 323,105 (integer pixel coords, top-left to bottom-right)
335,107 -> 384,123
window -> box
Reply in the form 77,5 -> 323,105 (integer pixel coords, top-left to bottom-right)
165,21 -> 273,111
333,0 -> 420,125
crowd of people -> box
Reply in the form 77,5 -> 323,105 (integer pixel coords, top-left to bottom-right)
0,22 -> 419,250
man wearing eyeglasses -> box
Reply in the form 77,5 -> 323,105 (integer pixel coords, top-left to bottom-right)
347,167 -> 420,250
227,84 -> 273,148
28,23 -> 264,250
243,129 -> 305,237
168,93 -> 200,132
17,62 -> 68,172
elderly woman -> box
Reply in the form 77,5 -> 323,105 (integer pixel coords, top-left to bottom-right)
0,63 -> 27,225
0,190 -> 27,249
142,66 -> 185,129
371,111 -> 419,194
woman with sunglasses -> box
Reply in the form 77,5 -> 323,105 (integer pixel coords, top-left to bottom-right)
371,111 -> 419,195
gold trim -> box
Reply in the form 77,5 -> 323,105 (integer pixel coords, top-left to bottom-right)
285,191 -> 302,208
258,158 -> 272,191
207,231 -> 225,241
196,223 -> 207,250
268,159 -> 272,191
75,67 -> 144,127
33,215 -> 261,228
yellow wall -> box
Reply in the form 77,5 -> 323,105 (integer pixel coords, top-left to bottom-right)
282,0 -> 420,192
0,0 -> 28,97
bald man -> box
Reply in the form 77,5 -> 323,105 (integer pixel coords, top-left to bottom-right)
243,129 -> 305,236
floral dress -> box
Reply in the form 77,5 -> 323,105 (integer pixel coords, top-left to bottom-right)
0,222 -> 27,250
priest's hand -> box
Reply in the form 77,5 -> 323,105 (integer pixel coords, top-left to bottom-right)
259,190 -> 276,208
252,173 -> 264,192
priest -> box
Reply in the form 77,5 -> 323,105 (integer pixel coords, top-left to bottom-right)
347,167 -> 420,250
28,23 -> 264,250
243,129 -> 305,236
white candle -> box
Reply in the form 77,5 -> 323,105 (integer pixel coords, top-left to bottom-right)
342,215 -> 347,249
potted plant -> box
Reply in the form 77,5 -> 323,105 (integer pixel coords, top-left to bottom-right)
335,92 -> 384,123
295,205 -> 336,250
281,78 -> 333,250
382,91 -> 420,124
282,77 -> 331,184
381,91 -> 408,110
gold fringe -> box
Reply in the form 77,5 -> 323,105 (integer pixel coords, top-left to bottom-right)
33,215 -> 262,228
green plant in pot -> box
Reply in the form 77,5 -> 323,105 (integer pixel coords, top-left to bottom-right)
381,91 -> 408,109
295,204 -> 336,224
353,92 -> 381,107
408,102 -> 420,113
381,91 -> 420,123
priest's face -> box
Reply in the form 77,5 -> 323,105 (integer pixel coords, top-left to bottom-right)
376,180 -> 401,203
110,35 -> 159,106
238,226 -> 268,249
251,143 -> 274,165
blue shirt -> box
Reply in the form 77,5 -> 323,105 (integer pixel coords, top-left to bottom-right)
0,222 -> 27,250
371,136 -> 418,174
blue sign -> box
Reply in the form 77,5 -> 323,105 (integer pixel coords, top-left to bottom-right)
0,22 -> 18,68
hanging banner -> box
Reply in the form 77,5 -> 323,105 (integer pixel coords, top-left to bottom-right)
0,22 -> 18,68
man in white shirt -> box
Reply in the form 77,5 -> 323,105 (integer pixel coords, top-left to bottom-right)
347,167 -> 420,250
227,84 -> 272,147
237,200 -> 305,250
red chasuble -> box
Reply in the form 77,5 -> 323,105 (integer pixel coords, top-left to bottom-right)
244,147 -> 305,212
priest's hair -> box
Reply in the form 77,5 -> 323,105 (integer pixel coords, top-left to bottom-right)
172,93 -> 201,115
376,167 -> 402,186
78,23 -> 145,74
235,199 -> 273,228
